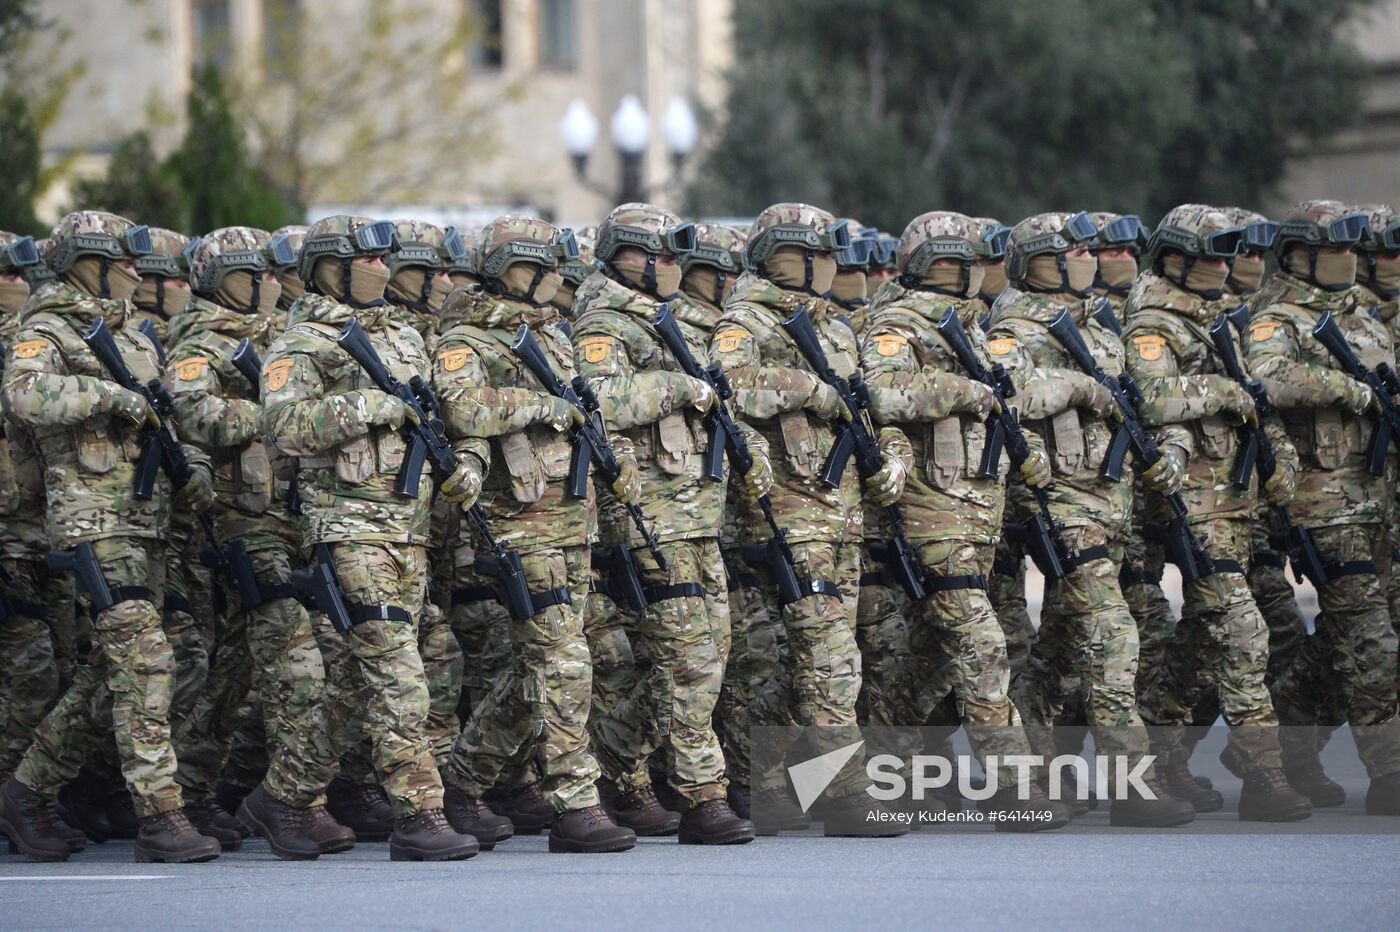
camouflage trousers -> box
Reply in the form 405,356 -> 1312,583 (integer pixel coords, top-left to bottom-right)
1138,517 -> 1282,771
265,541 -> 443,816
591,537 -> 729,806
220,697 -> 270,790
1270,523 -> 1400,778
16,535 -> 183,816
854,546 -> 914,728
1013,524 -> 1149,766
0,557 -> 64,780
715,559 -> 785,788
584,588 -> 637,721
442,544 -> 601,814
1247,514 -> 1309,685
747,539 -> 865,796
162,530 -> 215,719
988,539 -> 1035,682
449,584 -> 533,791
1122,537 -> 1176,699
419,599 -> 463,770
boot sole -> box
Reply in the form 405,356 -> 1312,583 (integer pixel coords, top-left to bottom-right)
389,841 -> 478,861
1363,801 -> 1400,816
349,828 -> 392,842
1239,805 -> 1313,822
2,820 -> 71,862
677,827 -> 756,845
1303,790 -> 1346,808
619,822 -> 680,837
1109,810 -> 1197,828
134,843 -> 220,864
547,834 -> 636,853
1185,797 -> 1225,814
319,839 -> 357,854
236,800 -> 321,861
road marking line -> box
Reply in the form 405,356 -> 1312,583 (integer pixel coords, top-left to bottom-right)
0,875 -> 171,881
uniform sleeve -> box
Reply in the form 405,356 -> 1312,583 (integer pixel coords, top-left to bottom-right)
1243,309 -> 1352,409
166,345 -> 261,450
860,322 -> 978,424
261,346 -> 370,457
991,324 -> 1103,421
574,325 -> 701,432
3,333 -> 120,426
1124,316 -> 1228,427
707,318 -> 817,420
876,425 -> 913,471
1263,415 -> 1298,477
433,338 -> 561,439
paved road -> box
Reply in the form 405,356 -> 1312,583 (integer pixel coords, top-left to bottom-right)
3,815 -> 1397,931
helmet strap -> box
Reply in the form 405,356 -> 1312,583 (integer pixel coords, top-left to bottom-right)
248,272 -> 261,314
712,270 -> 728,308
98,256 -> 113,299
153,277 -> 168,319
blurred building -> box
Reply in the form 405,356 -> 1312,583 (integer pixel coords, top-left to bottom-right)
36,0 -> 733,228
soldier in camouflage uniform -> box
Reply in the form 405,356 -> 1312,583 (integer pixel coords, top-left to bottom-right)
0,233 -> 67,791
238,215 -> 479,861
431,214 -> 635,853
708,203 -> 910,836
1249,201 -> 1400,816
1125,205 -> 1312,821
0,212 -> 222,863
165,227 -> 348,852
863,228 -> 899,300
572,203 -> 760,844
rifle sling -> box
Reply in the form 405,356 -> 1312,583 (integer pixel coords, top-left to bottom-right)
90,585 -> 155,620
777,578 -> 842,608
1059,545 -> 1111,574
453,584 -> 499,606
1251,553 -> 1285,571
1322,559 -> 1376,579
347,603 -> 412,625
643,582 -> 705,605
922,573 -> 987,592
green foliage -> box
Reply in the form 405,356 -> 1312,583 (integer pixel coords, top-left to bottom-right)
688,0 -> 1379,231
68,132 -> 186,230
0,92 -> 43,234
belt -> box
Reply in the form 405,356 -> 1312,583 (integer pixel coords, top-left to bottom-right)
530,587 -> 572,612
452,585 -> 499,607
1322,559 -> 1376,579
1061,545 -> 1110,574
778,578 -> 842,608
1251,552 -> 1284,570
163,594 -> 194,616
858,571 -> 885,588
923,573 -> 987,592
1118,566 -> 1160,588
92,585 -> 155,620
643,582 -> 705,605
347,603 -> 412,625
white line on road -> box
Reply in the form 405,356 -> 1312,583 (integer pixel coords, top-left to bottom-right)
0,875 -> 171,881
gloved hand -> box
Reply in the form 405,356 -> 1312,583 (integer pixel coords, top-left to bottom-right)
1086,381 -> 1118,421
1263,459 -> 1297,507
177,463 -> 214,514
803,377 -> 844,421
953,377 -> 996,419
546,396 -> 585,433
1213,379 -> 1257,424
741,448 -> 774,501
1140,448 -> 1183,497
1018,445 -> 1053,490
103,384 -> 156,428
863,455 -> 908,507
439,458 -> 484,506
611,451 -> 641,506
683,377 -> 715,415
350,389 -> 410,430
1336,376 -> 1374,416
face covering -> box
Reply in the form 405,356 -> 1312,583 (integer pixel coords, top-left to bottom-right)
133,276 -> 190,318
831,270 -> 868,305
1285,248 -> 1356,291
919,262 -> 984,298
1163,254 -> 1229,297
1368,254 -> 1400,297
611,255 -> 682,298
682,268 -> 733,309
0,278 -> 29,314
1096,256 -> 1138,291
550,281 -> 578,314
387,268 -> 455,312
277,269 -> 305,305
764,247 -> 836,294
498,263 -> 561,306
1025,253 -> 1095,296
979,262 -> 1008,299
217,270 -> 280,314
69,256 -> 141,301
315,258 -> 390,304
1229,254 -> 1265,293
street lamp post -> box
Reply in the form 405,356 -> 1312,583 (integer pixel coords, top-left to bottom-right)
560,95 -> 698,206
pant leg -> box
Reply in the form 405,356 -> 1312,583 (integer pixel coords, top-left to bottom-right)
717,569 -> 781,788
417,599 -> 464,770
988,538 -> 1034,682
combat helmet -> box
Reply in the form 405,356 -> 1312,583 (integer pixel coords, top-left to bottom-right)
45,210 -> 152,297
266,224 -> 308,275
1005,211 -> 1099,295
474,214 -> 577,303
1350,203 -> 1399,299
897,211 -> 994,297
189,226 -> 272,311
1274,200 -> 1370,292
298,215 -> 398,300
0,232 -> 51,286
681,223 -> 746,307
595,203 -> 695,298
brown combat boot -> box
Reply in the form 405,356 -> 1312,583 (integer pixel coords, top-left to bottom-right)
207,802 -> 250,839
135,809 -> 221,863
678,798 -> 755,845
0,778 -> 74,862
105,788 -> 139,839
57,772 -> 110,843
389,807 -> 478,862
607,784 -> 680,836
443,784 -> 513,850
237,784 -> 322,860
751,786 -> 811,836
1288,761 -> 1346,808
1160,759 -> 1225,813
1239,768 -> 1313,822
548,804 -> 636,853
987,782 -> 1072,832
500,782 -> 552,835
1364,771 -> 1400,816
1109,780 -> 1197,828
184,803 -> 243,851
305,805 -> 357,853
727,782 -> 751,819
325,777 -> 393,842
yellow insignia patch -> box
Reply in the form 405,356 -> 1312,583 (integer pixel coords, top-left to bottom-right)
12,340 -> 47,359
1251,321 -> 1280,342
580,336 -> 613,364
873,334 -> 907,357
440,347 -> 472,372
715,328 -> 748,353
265,358 -> 293,392
175,357 -> 208,381
987,337 -> 1017,357
1132,334 -> 1166,361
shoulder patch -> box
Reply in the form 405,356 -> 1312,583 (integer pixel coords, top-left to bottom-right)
987,337 -> 1017,357
13,339 -> 48,359
872,333 -> 907,357
439,346 -> 472,373
579,335 -> 614,364
714,328 -> 749,353
264,358 -> 294,392
1132,334 -> 1166,361
1250,321 -> 1281,342
175,356 -> 208,381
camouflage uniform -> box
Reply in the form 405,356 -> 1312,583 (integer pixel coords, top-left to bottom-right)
1245,201 -> 1400,785
6,212 -> 208,817
259,216 -> 446,817
432,216 -> 602,815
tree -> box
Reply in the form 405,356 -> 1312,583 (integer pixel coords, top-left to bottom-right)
688,0 -> 1379,231
168,64 -> 300,233
67,132 -> 187,230
0,92 -> 44,234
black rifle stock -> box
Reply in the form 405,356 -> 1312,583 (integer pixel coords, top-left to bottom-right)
291,544 -> 354,635
231,338 -> 262,394
137,318 -> 165,368
780,306 -> 926,601
651,304 -> 803,596
464,503 -> 537,620
510,324 -> 669,571
937,308 -> 1069,580
1046,308 -> 1216,582
1093,298 -> 1123,337
47,542 -> 116,614
591,544 -> 648,611
1310,310 -> 1400,477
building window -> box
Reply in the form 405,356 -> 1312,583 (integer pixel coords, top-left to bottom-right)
263,0 -> 300,78
468,0 -> 503,69
192,0 -> 232,71
538,0 -> 576,70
